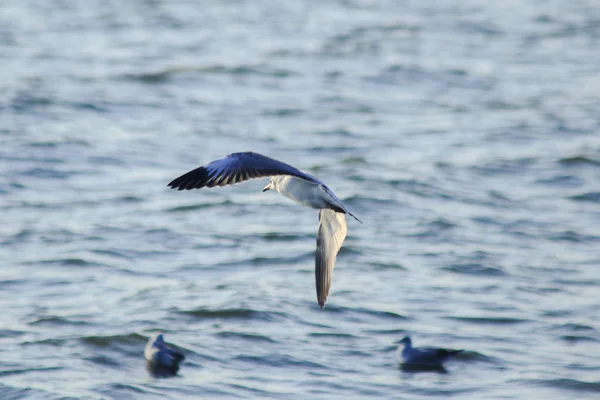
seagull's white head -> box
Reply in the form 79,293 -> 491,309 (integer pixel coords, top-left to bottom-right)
263,179 -> 274,192
154,334 -> 166,348
263,177 -> 283,192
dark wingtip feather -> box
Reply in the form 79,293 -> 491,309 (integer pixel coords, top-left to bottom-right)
167,166 -> 210,190
318,298 -> 326,309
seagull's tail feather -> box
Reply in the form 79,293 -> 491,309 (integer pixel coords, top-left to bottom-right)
346,210 -> 362,224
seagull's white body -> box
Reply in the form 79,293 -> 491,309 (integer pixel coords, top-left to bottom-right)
168,152 -> 361,308
272,176 -> 330,209
145,333 -> 184,374
397,336 -> 462,368
269,175 -> 356,215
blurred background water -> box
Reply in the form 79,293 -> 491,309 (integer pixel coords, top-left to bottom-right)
1,0 -> 600,399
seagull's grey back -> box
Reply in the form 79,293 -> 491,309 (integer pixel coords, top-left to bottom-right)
272,175 -> 332,210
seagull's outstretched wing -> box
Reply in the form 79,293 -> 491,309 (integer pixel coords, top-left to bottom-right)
315,209 -> 347,308
168,152 -> 318,190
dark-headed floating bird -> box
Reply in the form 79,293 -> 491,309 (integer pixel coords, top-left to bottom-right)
144,333 -> 185,376
168,152 -> 361,308
397,336 -> 462,368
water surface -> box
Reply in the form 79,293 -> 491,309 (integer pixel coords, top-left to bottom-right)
1,0 -> 600,399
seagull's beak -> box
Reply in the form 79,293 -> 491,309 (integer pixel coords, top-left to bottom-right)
262,184 -> 271,192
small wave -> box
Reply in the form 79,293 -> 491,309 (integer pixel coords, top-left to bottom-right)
86,156 -> 125,167
566,363 -> 600,371
26,139 -> 90,148
400,363 -> 448,373
90,249 -> 135,260
550,323 -> 596,332
517,378 -> 600,394
83,355 -> 122,368
0,385 -> 42,399
369,261 -> 407,271
216,331 -> 276,343
470,157 -> 538,177
535,174 -> 583,186
0,279 -> 28,288
0,366 -> 63,378
215,252 -> 314,268
11,91 -> 54,112
234,353 -> 327,369
115,195 -> 144,203
166,200 -> 234,213
343,195 -> 397,207
338,246 -> 363,256
365,63 -> 492,90
324,305 -> 409,320
19,167 -> 75,180
261,108 -> 305,117
442,263 -> 507,277
80,333 -> 147,348
35,258 -> 106,268
341,156 -> 368,165
176,307 -> 283,321
552,278 -> 600,286
308,332 -> 359,339
333,103 -> 375,114
315,127 -> 359,137
256,231 -> 313,242
363,328 -> 407,335
561,335 -> 598,343
0,329 -> 24,338
1,229 -> 34,245
559,156 -> 600,167
0,384 -> 77,400
547,230 -> 600,242
569,192 -> 600,203
122,64 -> 299,83
97,383 -> 151,396
388,178 -> 454,200
450,350 -> 498,363
308,145 -> 359,153
28,316 -> 90,327
423,218 -> 458,230
224,382 -> 281,397
444,316 -> 528,325
21,338 -> 67,346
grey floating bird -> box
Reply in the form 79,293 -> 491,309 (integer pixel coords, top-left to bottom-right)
397,336 -> 462,368
168,151 -> 361,308
398,336 -> 462,368
145,333 -> 185,376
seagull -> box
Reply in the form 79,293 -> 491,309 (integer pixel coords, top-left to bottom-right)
396,336 -> 462,368
168,151 -> 361,308
144,333 -> 185,376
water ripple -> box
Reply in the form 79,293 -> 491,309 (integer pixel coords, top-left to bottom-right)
176,307 -> 284,322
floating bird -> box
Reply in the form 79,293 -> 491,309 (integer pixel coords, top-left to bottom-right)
396,336 -> 462,368
145,333 -> 185,376
168,151 -> 361,308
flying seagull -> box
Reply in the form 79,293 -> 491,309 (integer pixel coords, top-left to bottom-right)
145,333 -> 185,376
168,151 -> 361,308
396,336 -> 462,368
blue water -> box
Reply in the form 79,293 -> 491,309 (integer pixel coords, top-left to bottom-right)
1,0 -> 600,399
